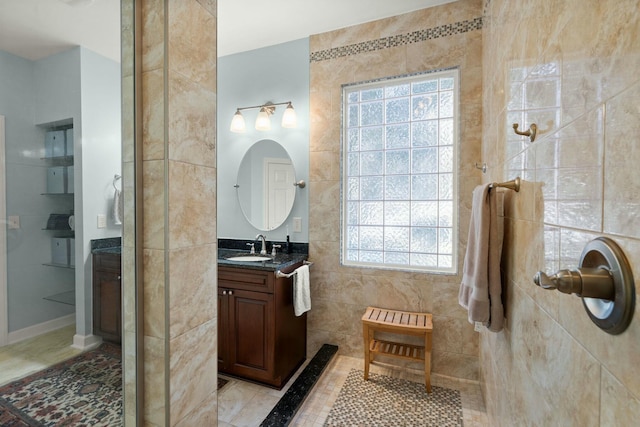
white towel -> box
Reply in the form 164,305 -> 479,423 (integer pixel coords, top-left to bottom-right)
293,264 -> 311,316
113,188 -> 123,225
458,183 -> 505,332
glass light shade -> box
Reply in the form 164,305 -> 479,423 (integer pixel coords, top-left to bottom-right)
281,103 -> 297,128
255,108 -> 272,131
230,110 -> 246,133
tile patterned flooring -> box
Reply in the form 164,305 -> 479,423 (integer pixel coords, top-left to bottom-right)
219,353 -> 489,426
1,327 -> 488,426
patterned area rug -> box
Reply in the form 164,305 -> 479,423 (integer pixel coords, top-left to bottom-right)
0,343 -> 122,427
324,369 -> 463,427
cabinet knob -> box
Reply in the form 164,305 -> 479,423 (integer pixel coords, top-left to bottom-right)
228,290 -> 233,295
222,290 -> 227,295
117,275 -> 121,280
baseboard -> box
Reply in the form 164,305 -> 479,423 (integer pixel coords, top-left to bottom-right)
72,333 -> 103,351
7,314 -> 75,345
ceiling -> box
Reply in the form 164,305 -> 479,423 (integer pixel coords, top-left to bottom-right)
0,0 -> 456,62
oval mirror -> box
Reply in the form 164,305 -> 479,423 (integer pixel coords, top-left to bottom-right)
236,139 -> 296,231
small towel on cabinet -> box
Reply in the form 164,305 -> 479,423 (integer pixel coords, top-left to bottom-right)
113,188 -> 123,225
293,264 -> 311,316
458,183 -> 505,332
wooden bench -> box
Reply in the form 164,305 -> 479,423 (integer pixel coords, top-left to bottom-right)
361,306 -> 433,392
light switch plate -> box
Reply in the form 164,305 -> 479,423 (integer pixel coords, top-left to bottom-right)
97,214 -> 107,229
293,217 -> 302,233
7,215 -> 19,229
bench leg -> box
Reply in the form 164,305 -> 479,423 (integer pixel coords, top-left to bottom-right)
425,332 -> 432,393
363,323 -> 371,381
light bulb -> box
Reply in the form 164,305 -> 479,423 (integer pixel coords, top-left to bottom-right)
230,110 -> 245,133
281,102 -> 297,128
255,107 -> 271,131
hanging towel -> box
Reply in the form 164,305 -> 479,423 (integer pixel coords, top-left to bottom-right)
458,183 -> 505,332
113,188 -> 123,225
293,264 -> 311,316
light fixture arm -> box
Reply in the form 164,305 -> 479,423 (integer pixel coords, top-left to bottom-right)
235,101 -> 292,113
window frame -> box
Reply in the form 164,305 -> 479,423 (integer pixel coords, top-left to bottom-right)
340,68 -> 460,274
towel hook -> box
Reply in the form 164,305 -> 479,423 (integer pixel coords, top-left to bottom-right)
113,174 -> 121,191
513,123 -> 537,142
475,162 -> 487,173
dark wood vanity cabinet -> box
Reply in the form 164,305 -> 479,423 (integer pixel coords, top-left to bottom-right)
218,264 -> 307,389
92,252 -> 121,344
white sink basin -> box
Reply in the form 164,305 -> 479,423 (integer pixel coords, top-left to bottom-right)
226,255 -> 272,262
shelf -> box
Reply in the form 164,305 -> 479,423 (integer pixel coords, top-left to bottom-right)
42,155 -> 74,166
43,290 -> 75,306
43,262 -> 75,269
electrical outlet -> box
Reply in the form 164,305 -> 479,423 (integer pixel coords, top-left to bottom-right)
293,217 -> 302,233
97,214 -> 107,229
474,321 -> 483,332
7,215 -> 20,229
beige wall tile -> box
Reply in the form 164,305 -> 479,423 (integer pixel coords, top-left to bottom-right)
144,336 -> 167,426
167,73 -> 216,166
139,0 -> 217,424
142,69 -> 166,160
603,81 -> 640,238
142,0 -> 165,72
167,0 -> 216,90
167,161 -> 217,249
308,0 -> 484,380
144,248 -> 166,339
169,320 -> 218,425
168,244 -> 217,338
143,160 -> 165,249
481,0 -> 640,424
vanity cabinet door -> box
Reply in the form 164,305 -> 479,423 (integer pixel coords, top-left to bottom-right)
228,289 -> 275,382
93,253 -> 122,344
218,287 -> 230,371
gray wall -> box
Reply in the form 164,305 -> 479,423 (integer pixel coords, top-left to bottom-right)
1,50 -> 75,331
217,38 -> 310,243
1,47 -> 121,337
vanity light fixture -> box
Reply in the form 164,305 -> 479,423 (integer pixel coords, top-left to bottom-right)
229,101 -> 297,133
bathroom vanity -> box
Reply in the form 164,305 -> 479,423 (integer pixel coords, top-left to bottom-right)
217,249 -> 307,389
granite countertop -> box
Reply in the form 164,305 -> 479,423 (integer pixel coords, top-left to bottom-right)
218,248 -> 307,272
92,246 -> 122,255
91,237 -> 122,255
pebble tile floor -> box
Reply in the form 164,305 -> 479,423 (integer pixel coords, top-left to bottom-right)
219,353 -> 488,426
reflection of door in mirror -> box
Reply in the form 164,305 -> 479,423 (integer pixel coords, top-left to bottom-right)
264,157 -> 295,230
237,139 -> 297,231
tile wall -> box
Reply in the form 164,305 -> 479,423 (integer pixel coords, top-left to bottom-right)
481,0 -> 640,424
308,0 -> 484,381
138,0 -> 218,425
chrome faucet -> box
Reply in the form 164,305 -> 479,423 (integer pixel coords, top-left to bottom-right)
255,234 -> 267,255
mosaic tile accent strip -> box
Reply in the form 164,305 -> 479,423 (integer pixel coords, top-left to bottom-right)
324,369 -> 463,427
310,17 -> 483,62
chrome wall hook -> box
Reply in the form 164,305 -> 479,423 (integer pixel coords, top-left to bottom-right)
475,162 -> 487,173
513,123 -> 537,142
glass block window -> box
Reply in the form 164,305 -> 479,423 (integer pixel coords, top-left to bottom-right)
342,69 -> 459,273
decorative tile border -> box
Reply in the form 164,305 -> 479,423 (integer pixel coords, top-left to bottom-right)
310,17 -> 483,62
260,344 -> 339,427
